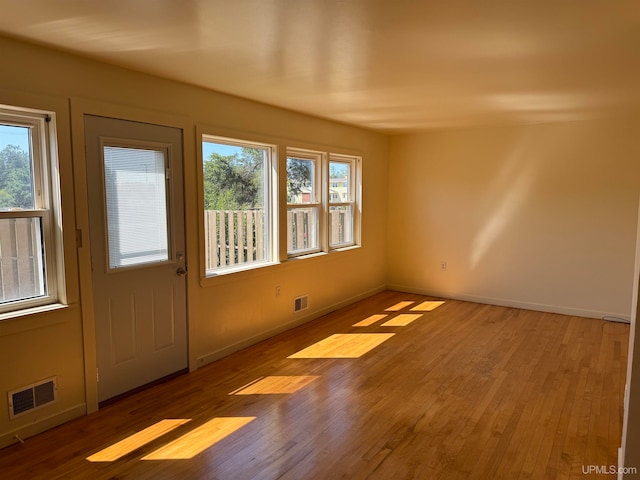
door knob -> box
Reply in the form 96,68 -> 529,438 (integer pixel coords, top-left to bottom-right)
176,267 -> 187,276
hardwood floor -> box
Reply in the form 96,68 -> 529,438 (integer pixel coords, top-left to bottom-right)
0,291 -> 629,479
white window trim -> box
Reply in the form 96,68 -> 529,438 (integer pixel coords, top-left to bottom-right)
286,148 -> 325,258
0,106 -> 61,314
329,154 -> 361,250
201,134 -> 278,276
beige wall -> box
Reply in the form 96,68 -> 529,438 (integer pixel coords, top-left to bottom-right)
0,36 -> 389,446
388,121 -> 640,318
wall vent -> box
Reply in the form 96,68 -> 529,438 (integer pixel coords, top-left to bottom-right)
294,295 -> 309,312
8,377 -> 57,419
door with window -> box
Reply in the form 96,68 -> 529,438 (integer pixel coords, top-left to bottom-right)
84,115 -> 187,403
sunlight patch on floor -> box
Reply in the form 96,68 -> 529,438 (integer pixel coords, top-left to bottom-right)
410,301 -> 445,312
353,314 -> 388,327
142,417 -> 256,460
381,314 -> 423,327
230,376 -> 319,395
86,419 -> 191,462
287,333 -> 395,358
385,301 -> 415,312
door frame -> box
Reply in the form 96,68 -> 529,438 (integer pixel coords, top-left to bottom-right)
70,98 -> 197,413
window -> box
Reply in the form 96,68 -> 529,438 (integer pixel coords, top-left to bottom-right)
202,133 -> 360,273
286,150 -> 361,258
286,150 -> 322,256
0,106 -> 60,312
329,155 -> 359,248
103,146 -> 170,269
202,135 -> 276,274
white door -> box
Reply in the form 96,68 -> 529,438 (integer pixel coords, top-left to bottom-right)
84,115 -> 187,404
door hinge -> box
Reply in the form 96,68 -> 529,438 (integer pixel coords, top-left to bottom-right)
96,368 -> 99,383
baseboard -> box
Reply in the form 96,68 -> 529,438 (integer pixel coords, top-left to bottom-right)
387,284 -> 631,321
0,403 -> 86,449
198,284 -> 386,367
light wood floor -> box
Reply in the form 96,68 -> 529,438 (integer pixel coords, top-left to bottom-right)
0,291 -> 629,479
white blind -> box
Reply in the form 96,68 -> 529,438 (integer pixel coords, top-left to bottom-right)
104,146 -> 169,269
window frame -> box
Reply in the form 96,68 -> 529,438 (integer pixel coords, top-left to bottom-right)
286,149 -> 325,258
328,154 -> 361,250
201,133 -> 278,276
100,140 -> 173,272
0,106 -> 59,314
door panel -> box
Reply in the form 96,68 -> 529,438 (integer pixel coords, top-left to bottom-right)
153,285 -> 176,350
84,115 -> 187,403
108,295 -> 137,365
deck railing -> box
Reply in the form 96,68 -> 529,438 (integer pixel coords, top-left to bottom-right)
204,210 -> 265,270
204,208 -> 351,269
287,208 -> 317,253
0,217 -> 45,303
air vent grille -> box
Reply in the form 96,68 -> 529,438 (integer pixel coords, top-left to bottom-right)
11,389 -> 35,416
8,377 -> 57,419
294,295 -> 309,312
34,381 -> 56,405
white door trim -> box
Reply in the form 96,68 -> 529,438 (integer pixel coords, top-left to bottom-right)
70,97 -> 196,413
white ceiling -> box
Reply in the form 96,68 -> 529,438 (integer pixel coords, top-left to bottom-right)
1,0 -> 639,133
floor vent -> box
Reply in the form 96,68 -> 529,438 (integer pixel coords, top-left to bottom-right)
294,295 -> 309,312
8,377 -> 57,419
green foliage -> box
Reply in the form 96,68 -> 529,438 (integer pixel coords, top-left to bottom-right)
203,148 -> 319,209
203,148 -> 264,210
286,158 -> 313,202
0,145 -> 33,209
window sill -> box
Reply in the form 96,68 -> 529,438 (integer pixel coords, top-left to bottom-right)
200,261 -> 280,287
205,260 -> 278,278
330,244 -> 361,253
199,245 -> 361,288
287,251 -> 327,261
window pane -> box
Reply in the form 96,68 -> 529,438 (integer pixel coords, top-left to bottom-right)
0,124 -> 35,210
104,146 -> 169,269
203,140 -> 268,270
329,161 -> 350,202
287,157 -> 315,204
329,205 -> 353,247
287,206 -> 319,254
0,217 -> 46,303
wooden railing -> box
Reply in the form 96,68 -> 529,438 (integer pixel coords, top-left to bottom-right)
204,210 -> 265,270
288,208 -> 317,253
0,217 -> 44,303
204,208 -> 352,269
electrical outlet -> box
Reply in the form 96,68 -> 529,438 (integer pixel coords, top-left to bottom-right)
441,262 -> 447,271
275,286 -> 281,297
